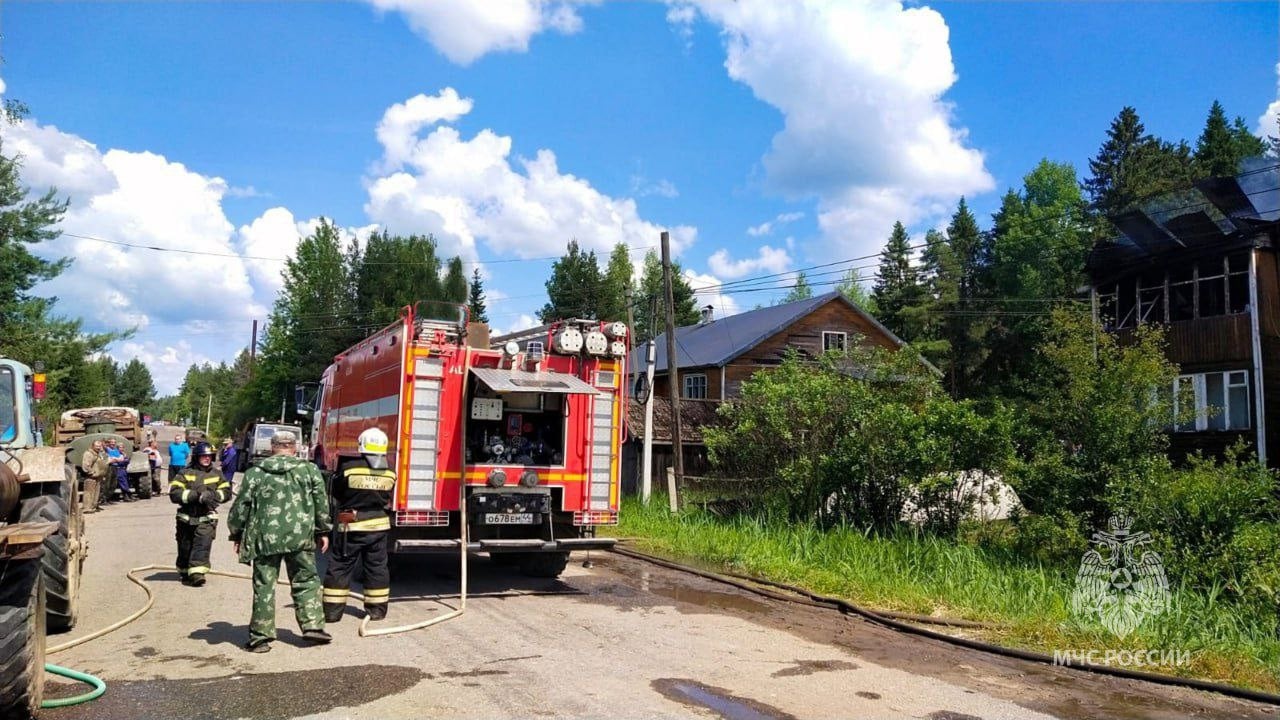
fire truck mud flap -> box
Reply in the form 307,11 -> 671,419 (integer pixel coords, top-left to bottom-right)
393,537 -> 617,554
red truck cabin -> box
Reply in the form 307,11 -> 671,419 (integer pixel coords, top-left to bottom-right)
313,307 -> 625,562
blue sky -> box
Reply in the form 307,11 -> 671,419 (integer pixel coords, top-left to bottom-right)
1,1 -> 1276,392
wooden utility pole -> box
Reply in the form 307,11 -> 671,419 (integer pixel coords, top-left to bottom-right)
249,319 -> 258,380
660,231 -> 684,493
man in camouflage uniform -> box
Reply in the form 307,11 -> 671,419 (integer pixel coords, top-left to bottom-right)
227,431 -> 333,652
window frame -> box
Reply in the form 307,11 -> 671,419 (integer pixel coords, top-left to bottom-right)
822,331 -> 848,353
682,373 -> 708,400
1170,370 -> 1251,432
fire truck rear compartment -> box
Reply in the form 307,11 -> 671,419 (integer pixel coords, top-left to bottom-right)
393,487 -> 616,555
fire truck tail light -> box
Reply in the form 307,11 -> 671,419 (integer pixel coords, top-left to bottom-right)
519,470 -> 539,487
487,469 -> 508,487
396,510 -> 449,527
573,510 -> 618,526
583,330 -> 608,356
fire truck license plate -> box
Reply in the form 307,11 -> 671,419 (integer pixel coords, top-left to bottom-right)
485,513 -> 534,525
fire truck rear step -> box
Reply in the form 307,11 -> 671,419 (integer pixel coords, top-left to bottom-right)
394,538 -> 617,554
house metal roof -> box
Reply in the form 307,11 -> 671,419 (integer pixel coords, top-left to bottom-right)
629,291 -> 906,374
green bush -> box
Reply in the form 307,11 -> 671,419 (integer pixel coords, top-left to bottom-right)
1117,447 -> 1280,606
705,347 -> 1013,532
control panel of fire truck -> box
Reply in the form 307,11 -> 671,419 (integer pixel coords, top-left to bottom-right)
466,389 -> 566,466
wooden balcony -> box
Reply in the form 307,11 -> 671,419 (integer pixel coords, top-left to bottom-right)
1114,313 -> 1252,366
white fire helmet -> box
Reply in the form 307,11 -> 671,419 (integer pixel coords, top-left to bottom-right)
358,427 -> 389,469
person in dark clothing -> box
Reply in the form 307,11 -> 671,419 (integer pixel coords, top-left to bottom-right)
170,442 -> 231,587
220,437 -> 238,490
322,427 -> 395,622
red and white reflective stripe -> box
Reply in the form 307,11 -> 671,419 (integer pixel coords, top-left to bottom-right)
573,510 -> 618,526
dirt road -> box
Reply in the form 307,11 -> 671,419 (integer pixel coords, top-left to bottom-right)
40,496 -> 1273,719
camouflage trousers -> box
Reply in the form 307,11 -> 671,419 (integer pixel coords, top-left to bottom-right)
249,550 -> 325,643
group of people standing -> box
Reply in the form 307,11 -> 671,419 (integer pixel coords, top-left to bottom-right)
78,436 -> 160,510
159,426 -> 393,654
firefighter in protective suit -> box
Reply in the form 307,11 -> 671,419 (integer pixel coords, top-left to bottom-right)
170,442 -> 231,586
323,427 -> 395,621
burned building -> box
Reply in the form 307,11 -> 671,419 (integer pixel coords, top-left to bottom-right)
1087,159 -> 1280,463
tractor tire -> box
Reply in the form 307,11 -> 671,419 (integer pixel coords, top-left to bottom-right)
19,475 -> 82,633
519,552 -> 569,579
134,473 -> 152,500
0,558 -> 46,720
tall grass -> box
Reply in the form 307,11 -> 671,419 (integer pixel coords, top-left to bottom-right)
617,498 -> 1280,692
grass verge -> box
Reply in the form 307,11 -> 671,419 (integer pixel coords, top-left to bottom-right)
615,497 -> 1280,693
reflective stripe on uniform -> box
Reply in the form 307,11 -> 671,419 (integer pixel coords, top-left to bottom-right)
346,474 -> 396,491
187,565 -> 210,575
338,516 -> 391,532
176,512 -> 219,524
322,588 -> 350,600
363,588 -> 390,604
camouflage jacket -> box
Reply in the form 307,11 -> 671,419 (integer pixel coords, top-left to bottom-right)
227,454 -> 332,563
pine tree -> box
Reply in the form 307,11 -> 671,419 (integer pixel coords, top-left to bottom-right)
599,243 -> 635,322
1193,101 -> 1239,178
1231,116 -> 1267,165
871,221 -> 921,339
467,268 -> 489,324
1085,106 -> 1192,218
633,250 -> 699,343
902,228 -> 955,367
442,257 -> 467,304
782,271 -> 813,303
539,240 -> 603,322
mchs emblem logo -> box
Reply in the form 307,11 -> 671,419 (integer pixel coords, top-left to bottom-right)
1071,515 -> 1170,637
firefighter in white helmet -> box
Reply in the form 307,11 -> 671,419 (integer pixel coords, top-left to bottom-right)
322,427 -> 396,622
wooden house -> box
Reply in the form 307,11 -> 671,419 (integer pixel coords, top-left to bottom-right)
622,291 -> 914,489
635,291 -> 909,402
1086,161 -> 1280,464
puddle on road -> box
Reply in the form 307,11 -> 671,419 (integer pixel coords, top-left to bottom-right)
43,664 -> 425,720
645,576 -> 772,616
770,659 -> 858,678
652,678 -> 799,720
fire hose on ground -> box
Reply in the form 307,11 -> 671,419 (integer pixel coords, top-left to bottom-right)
40,523 -> 469,709
609,545 -> 1280,708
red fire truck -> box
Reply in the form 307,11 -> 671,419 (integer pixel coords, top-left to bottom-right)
302,304 -> 627,578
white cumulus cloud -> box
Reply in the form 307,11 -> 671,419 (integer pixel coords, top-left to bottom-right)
746,211 -> 804,237
1,111 -> 282,393
672,0 -> 993,257
707,245 -> 791,280
364,0 -> 597,65
683,269 -> 741,321
364,88 -> 696,261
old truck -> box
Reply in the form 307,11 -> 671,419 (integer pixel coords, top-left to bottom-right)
236,421 -> 304,471
57,406 -> 153,501
1,357 -> 88,718
301,305 -> 625,578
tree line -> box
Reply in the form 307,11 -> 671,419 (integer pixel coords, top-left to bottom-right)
869,100 -> 1270,398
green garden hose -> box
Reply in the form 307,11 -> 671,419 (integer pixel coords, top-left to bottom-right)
41,663 -> 106,708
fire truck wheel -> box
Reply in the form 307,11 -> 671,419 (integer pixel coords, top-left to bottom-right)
518,552 -> 569,578
0,557 -> 46,720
